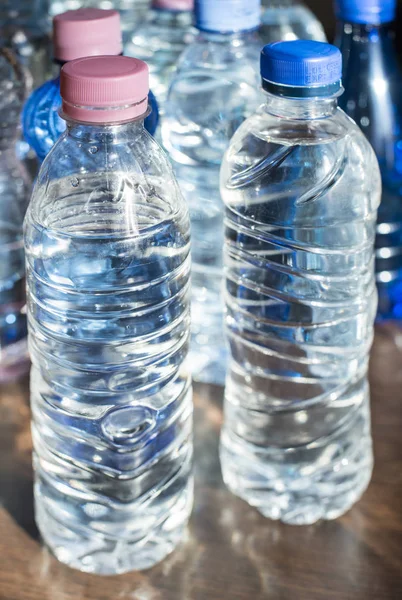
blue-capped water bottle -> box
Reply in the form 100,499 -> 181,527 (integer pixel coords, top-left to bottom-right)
22,8 -> 159,163
125,0 -> 195,115
260,0 -> 326,45
162,0 -> 263,385
220,41 -> 380,524
24,55 -> 193,574
335,0 -> 402,320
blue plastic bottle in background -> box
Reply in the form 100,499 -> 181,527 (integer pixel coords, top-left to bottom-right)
0,49 -> 31,381
220,41 -> 381,524
260,0 -> 326,44
22,8 -> 159,163
335,0 -> 402,320
162,0 -> 263,385
125,0 -> 195,115
24,55 -> 193,574
0,0 -> 51,88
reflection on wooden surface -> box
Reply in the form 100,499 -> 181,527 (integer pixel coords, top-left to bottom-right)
1,325 -> 402,599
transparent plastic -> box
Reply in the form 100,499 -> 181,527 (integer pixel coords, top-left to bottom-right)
162,29 -> 263,385
219,91 -> 381,524
0,49 -> 31,381
260,0 -> 326,44
337,21 -> 402,321
24,115 -> 193,574
125,7 -> 194,114
23,73 -> 159,162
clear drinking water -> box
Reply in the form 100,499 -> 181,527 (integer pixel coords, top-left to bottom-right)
24,55 -> 193,574
260,0 -> 326,44
0,49 -> 31,381
335,0 -> 402,320
125,0 -> 194,114
22,8 -> 159,163
162,0 -> 263,385
220,41 -> 381,525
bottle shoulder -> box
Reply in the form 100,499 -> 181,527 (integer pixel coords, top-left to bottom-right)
175,33 -> 261,75
28,128 -> 189,232
228,105 -> 378,153
221,104 -> 381,224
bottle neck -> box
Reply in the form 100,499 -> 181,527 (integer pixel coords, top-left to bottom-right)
196,28 -> 258,43
65,118 -> 145,143
264,92 -> 338,120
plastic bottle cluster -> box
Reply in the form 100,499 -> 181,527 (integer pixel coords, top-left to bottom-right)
0,0 -> 399,577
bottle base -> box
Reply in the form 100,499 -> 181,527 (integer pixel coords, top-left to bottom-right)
35,486 -> 193,575
220,433 -> 373,526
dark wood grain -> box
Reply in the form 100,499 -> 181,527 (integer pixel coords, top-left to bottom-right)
1,324 -> 402,599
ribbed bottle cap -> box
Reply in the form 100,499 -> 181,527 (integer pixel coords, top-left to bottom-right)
334,0 -> 396,24
152,0 -> 194,10
53,8 -> 122,62
261,41 -> 342,96
195,0 -> 261,33
60,56 -> 149,124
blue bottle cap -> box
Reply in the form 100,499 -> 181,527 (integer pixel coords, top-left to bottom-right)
261,41 -> 343,97
334,0 -> 396,24
195,0 -> 261,33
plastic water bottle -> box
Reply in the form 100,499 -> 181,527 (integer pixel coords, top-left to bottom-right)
0,0 -> 51,88
335,0 -> 402,320
125,0 -> 195,114
260,0 -> 326,44
162,0 -> 263,385
22,9 -> 159,163
24,55 -> 193,574
220,40 -> 380,524
0,48 -> 31,380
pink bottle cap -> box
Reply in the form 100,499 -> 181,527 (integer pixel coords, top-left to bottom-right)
152,0 -> 194,10
60,56 -> 149,124
53,8 -> 122,62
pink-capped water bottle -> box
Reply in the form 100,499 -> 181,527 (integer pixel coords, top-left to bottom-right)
24,55 -> 193,575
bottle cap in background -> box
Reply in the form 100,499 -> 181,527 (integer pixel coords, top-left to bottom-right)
334,0 -> 396,25
152,0 -> 194,10
60,56 -> 149,123
261,41 -> 342,96
195,0 -> 261,33
53,8 -> 122,62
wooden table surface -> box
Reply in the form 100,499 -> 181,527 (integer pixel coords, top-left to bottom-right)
1,324 -> 402,600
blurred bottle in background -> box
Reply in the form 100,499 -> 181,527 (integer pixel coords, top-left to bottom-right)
25,55 -> 193,574
22,8 -> 158,164
336,0 -> 402,321
50,0 -> 151,30
0,0 -> 51,88
260,0 -> 326,44
0,48 -> 31,381
125,0 -> 195,118
162,0 -> 263,385
220,40 -> 380,525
